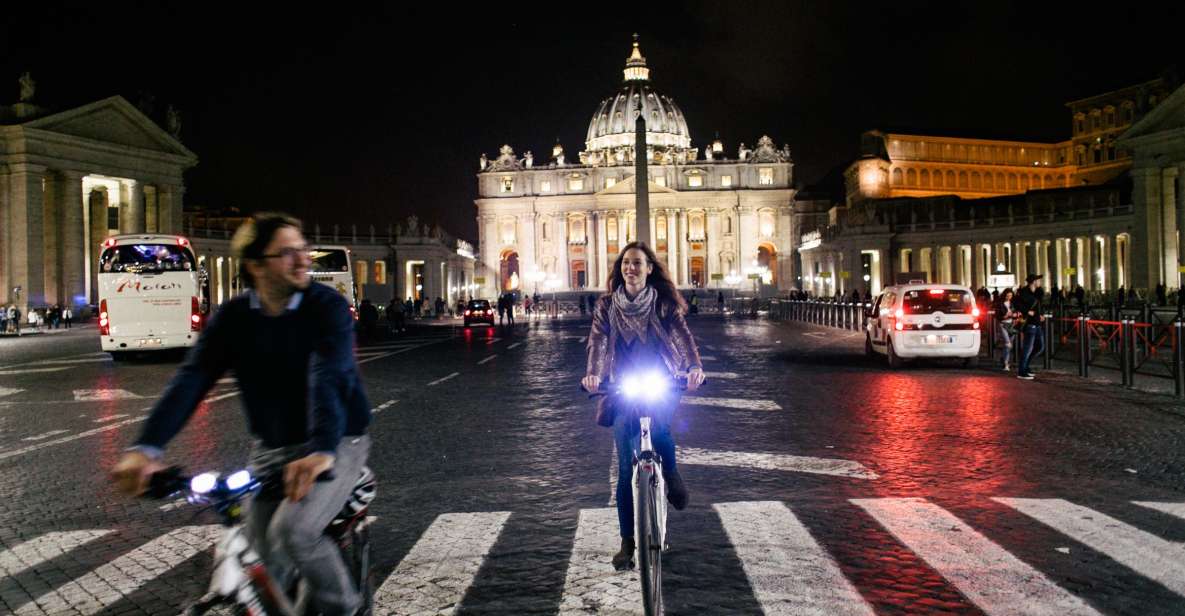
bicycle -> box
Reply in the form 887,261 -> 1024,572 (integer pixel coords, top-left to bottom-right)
584,371 -> 704,616
144,464 -> 376,615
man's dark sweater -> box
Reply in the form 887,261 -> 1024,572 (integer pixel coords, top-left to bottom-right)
136,281 -> 369,456
1015,286 -> 1043,324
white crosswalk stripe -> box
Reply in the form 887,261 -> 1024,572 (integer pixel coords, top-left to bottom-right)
0,530 -> 113,579
715,501 -> 874,615
374,511 -> 511,614
995,497 -> 1185,598
559,507 -> 640,615
854,497 -> 1101,615
0,386 -> 25,398
701,371 -> 739,379
15,525 -> 220,616
1133,500 -> 1185,519
681,396 -> 781,411
680,447 -> 878,480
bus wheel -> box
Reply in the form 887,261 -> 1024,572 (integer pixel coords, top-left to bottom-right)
109,351 -> 129,362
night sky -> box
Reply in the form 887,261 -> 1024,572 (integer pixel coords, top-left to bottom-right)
4,2 -> 1183,243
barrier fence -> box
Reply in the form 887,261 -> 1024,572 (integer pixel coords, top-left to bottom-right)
767,298 -> 1185,398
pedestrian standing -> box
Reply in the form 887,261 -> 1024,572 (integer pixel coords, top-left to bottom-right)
1074,284 -> 1086,308
497,294 -> 507,325
716,290 -> 725,314
1156,283 -> 1167,306
1015,274 -> 1046,380
507,294 -> 516,325
63,305 -> 73,329
994,288 -> 1018,372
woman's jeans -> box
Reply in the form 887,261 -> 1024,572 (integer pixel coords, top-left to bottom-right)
613,401 -> 677,538
998,322 -> 1015,366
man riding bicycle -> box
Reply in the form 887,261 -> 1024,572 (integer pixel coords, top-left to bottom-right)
582,241 -> 705,569
111,213 -> 372,616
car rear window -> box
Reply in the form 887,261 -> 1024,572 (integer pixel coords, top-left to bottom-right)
903,289 -> 972,313
468,301 -> 490,309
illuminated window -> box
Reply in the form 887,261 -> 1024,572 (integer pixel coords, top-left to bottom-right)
540,180 -> 551,192
605,177 -> 617,189
500,177 -> 514,193
688,213 -> 705,240
759,168 -> 774,185
607,216 -> 618,242
568,177 -> 584,191
657,218 -> 667,240
568,216 -> 586,243
688,175 -> 703,187
655,176 -> 667,187
721,175 -> 732,187
758,210 -> 775,238
500,219 -> 516,245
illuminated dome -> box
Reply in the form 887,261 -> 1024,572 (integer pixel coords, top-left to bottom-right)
581,36 -> 693,166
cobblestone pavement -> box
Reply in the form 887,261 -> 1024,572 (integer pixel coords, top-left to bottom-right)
2,313 -> 1185,615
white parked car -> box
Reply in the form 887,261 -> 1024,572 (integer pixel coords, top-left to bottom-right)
865,283 -> 982,368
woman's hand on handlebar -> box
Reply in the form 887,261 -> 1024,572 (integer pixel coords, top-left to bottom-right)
110,451 -> 165,497
686,367 -> 705,392
284,453 -> 335,503
581,375 -> 601,393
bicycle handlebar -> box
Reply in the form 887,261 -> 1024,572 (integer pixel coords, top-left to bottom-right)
580,375 -> 706,397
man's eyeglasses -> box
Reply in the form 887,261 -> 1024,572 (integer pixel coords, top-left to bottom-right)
260,246 -> 309,261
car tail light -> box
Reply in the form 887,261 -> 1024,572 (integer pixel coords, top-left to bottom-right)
974,321 -> 980,329
465,310 -> 471,316
971,306 -> 981,318
102,237 -> 117,249
177,237 -> 190,247
99,299 -> 110,335
929,289 -> 945,296
190,296 -> 202,331
895,308 -> 905,319
486,310 -> 493,315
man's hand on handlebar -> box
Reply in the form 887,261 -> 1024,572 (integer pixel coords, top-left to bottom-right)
284,453 -> 335,502
581,374 -> 601,393
686,367 -> 705,392
110,451 -> 165,497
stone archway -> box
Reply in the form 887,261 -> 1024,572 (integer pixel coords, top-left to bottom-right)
500,250 -> 520,291
757,242 -> 777,287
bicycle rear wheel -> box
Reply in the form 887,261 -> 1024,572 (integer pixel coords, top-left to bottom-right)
635,465 -> 664,616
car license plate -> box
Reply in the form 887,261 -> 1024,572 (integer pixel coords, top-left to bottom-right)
924,335 -> 953,344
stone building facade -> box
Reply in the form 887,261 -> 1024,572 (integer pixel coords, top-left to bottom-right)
1,88 -> 196,314
473,39 -> 796,299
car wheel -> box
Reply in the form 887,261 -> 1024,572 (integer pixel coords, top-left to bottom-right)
865,334 -> 875,357
886,338 -> 900,369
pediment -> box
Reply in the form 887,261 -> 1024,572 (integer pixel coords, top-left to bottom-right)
23,96 -> 196,159
1119,82 -> 1185,143
595,175 -> 678,196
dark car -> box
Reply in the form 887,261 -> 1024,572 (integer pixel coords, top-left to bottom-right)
463,299 -> 495,327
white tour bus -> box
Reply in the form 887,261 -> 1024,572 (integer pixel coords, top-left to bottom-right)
308,244 -> 358,318
97,234 -> 204,357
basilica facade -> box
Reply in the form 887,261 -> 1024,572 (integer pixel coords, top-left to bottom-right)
474,39 -> 797,298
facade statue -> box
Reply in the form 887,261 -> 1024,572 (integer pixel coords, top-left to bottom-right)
480,153 -> 488,170
488,144 -> 523,171
406,215 -> 419,237
738,142 -> 751,161
166,105 -> 182,138
525,151 -> 534,168
18,72 -> 35,102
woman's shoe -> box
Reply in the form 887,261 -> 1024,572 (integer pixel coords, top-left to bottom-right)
665,469 -> 689,510
612,537 -> 636,570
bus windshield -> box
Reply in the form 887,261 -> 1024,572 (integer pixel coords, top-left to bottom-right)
309,248 -> 349,273
99,244 -> 195,274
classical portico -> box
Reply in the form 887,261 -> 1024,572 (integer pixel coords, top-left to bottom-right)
1,94 -> 197,313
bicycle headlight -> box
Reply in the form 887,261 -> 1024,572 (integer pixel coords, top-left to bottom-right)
225,470 -> 252,491
190,472 -> 218,494
621,375 -> 643,398
641,371 -> 667,401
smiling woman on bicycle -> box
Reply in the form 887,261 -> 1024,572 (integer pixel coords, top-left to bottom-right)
582,241 -> 705,569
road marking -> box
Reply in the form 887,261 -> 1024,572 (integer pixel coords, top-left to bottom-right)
94,413 -> 131,423
680,447 -> 878,480
699,355 -> 717,361
804,332 -> 829,339
715,501 -> 875,615
215,377 -> 236,385
357,339 -> 450,366
158,497 -> 189,512
995,497 -> 1185,598
0,367 -> 69,375
855,498 -> 1101,615
73,388 -> 142,401
15,525 -> 220,616
702,371 -> 739,379
477,354 -> 497,365
427,372 -> 460,387
486,336 -> 502,345
578,336 -> 587,343
0,386 -> 23,398
1132,501 -> 1185,519
374,511 -> 511,614
559,508 -> 640,615
681,396 -> 781,411
0,416 -> 147,461
0,530 -> 113,578
22,429 -> 70,441
372,399 -> 398,414
30,357 -> 112,365
507,342 -> 523,350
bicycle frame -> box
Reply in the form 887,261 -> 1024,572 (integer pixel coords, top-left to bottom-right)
633,415 -> 668,555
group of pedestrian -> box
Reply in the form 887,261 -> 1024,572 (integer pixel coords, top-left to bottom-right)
990,274 -> 1046,380
0,304 -> 74,335
497,292 -> 516,325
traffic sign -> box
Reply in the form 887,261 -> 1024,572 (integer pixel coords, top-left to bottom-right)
474,277 -> 486,284
710,273 -> 724,280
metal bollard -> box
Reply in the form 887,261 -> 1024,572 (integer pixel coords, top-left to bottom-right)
985,312 -> 995,361
1079,316 -> 1090,378
1120,319 -> 1132,388
1042,313 -> 1054,370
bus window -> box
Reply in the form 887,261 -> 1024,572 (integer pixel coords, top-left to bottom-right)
309,249 -> 349,272
100,244 -> 195,274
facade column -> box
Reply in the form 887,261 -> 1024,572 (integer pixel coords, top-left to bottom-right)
557,215 -> 569,290
595,211 -> 608,290
481,214 -> 498,297
1026,241 -> 1037,282
1130,166 -> 1161,290
519,212 -> 537,282
88,186 -> 108,303
666,210 -> 678,282
42,171 -> 62,305
970,242 -> 982,289
585,213 -> 597,289
127,180 -> 145,233
1069,237 -> 1080,290
1176,163 -> 1185,291
157,184 -> 184,235
7,163 -> 47,312
59,170 -> 86,308
618,210 -> 628,247
1162,168 -> 1179,289
705,209 -> 719,284
1107,235 -> 1120,293
144,186 -> 158,233
946,245 -> 958,285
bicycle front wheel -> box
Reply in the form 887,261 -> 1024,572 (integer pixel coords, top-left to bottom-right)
635,465 -> 664,616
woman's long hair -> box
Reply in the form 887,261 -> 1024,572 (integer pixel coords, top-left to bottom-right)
606,242 -> 687,315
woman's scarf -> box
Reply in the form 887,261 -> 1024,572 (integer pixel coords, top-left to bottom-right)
610,285 -> 661,344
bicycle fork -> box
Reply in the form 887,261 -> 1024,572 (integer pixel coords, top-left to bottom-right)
633,416 -> 669,554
